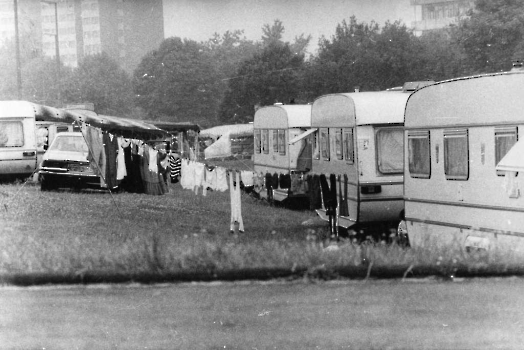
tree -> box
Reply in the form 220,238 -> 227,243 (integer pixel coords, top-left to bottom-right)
133,37 -> 221,125
303,17 -> 432,98
217,21 -> 310,124
62,52 -> 134,116
451,0 -> 524,74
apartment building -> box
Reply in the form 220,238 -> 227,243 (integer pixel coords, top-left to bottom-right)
411,0 -> 474,33
1,0 -> 163,72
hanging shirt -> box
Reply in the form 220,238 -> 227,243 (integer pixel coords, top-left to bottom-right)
240,170 -> 254,187
230,171 -> 244,232
116,137 -> 127,181
215,166 -> 229,192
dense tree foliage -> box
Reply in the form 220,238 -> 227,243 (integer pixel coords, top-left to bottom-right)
61,53 -> 134,117
452,0 -> 524,74
133,37 -> 224,125
217,20 -> 310,123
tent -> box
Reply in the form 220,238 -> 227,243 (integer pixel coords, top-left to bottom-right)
200,124 -> 254,159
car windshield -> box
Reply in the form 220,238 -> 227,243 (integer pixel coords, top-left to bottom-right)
49,135 -> 89,153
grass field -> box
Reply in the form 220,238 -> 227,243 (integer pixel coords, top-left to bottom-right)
1,177 -> 524,286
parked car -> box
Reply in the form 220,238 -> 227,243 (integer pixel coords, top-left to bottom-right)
39,132 -> 100,191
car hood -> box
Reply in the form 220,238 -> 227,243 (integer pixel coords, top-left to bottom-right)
42,150 -> 89,162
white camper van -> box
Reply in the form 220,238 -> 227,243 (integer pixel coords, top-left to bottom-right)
253,104 -> 312,202
402,71 -> 524,254
0,101 -> 39,179
309,88 -> 415,235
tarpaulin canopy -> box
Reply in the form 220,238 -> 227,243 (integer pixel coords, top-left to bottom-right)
200,124 -> 253,139
496,140 -> 524,172
32,103 -> 168,139
145,120 -> 201,133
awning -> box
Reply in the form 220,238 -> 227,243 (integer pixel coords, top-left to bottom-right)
288,128 -> 317,145
496,139 -> 524,172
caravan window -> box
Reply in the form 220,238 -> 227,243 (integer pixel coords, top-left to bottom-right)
376,128 -> 403,174
278,130 -> 286,155
444,129 -> 469,180
335,129 -> 343,160
272,130 -> 278,153
0,121 -> 24,147
343,128 -> 354,163
262,129 -> 269,154
408,130 -> 431,179
313,131 -> 320,160
254,129 -> 261,154
495,127 -> 517,175
320,128 -> 330,160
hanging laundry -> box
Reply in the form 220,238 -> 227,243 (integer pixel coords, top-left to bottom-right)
193,161 -> 206,195
203,165 -> 217,196
215,166 -> 229,192
116,137 -> 128,181
229,171 -> 244,233
240,170 -> 254,187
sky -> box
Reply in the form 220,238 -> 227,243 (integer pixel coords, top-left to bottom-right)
162,0 -> 416,55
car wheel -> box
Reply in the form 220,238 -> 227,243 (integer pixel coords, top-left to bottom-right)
40,176 -> 56,191
396,220 -> 410,247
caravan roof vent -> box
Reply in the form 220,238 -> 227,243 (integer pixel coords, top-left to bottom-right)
403,81 -> 435,92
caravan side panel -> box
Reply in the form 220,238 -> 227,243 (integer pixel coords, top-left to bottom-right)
0,101 -> 38,177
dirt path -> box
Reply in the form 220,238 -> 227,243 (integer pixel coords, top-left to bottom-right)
1,278 -> 523,349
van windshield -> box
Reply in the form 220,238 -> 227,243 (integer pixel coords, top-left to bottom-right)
0,121 -> 24,147
49,135 -> 89,153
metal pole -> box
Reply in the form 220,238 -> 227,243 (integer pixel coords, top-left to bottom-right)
53,2 -> 61,106
13,0 -> 22,99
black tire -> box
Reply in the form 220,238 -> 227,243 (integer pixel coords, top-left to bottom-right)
40,175 -> 56,191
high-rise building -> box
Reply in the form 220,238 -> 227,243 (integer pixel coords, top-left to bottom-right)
411,0 -> 474,33
1,0 -> 164,72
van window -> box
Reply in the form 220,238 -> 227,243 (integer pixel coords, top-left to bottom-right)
254,129 -> 261,154
335,129 -> 343,160
444,129 -> 469,180
272,130 -> 278,152
278,130 -> 286,155
495,127 -> 517,175
377,128 -> 403,174
0,121 -> 24,147
408,130 -> 431,179
262,129 -> 269,154
343,128 -> 354,163
320,128 -> 330,160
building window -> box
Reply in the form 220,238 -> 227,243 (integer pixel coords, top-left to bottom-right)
495,127 -> 518,175
272,130 -> 278,152
278,130 -> 286,155
343,128 -> 354,164
254,130 -> 261,154
377,128 -> 404,174
320,128 -> 330,161
408,130 -> 431,179
444,129 -> 469,180
262,129 -> 269,154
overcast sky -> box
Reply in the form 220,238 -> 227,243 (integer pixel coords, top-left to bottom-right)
162,0 -> 415,55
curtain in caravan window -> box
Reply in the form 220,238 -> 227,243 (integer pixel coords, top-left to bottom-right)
262,130 -> 269,154
272,130 -> 279,152
376,128 -> 403,174
335,129 -> 343,160
254,129 -> 261,154
408,131 -> 430,178
343,128 -> 354,163
495,127 -> 517,165
0,121 -> 24,147
444,129 -> 469,180
278,130 -> 286,155
320,128 -> 330,160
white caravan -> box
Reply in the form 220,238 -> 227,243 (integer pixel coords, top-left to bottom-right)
309,86 -> 420,234
0,101 -> 39,179
253,104 -> 312,202
402,71 -> 524,254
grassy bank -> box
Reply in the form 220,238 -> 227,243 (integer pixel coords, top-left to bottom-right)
1,181 -> 523,286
